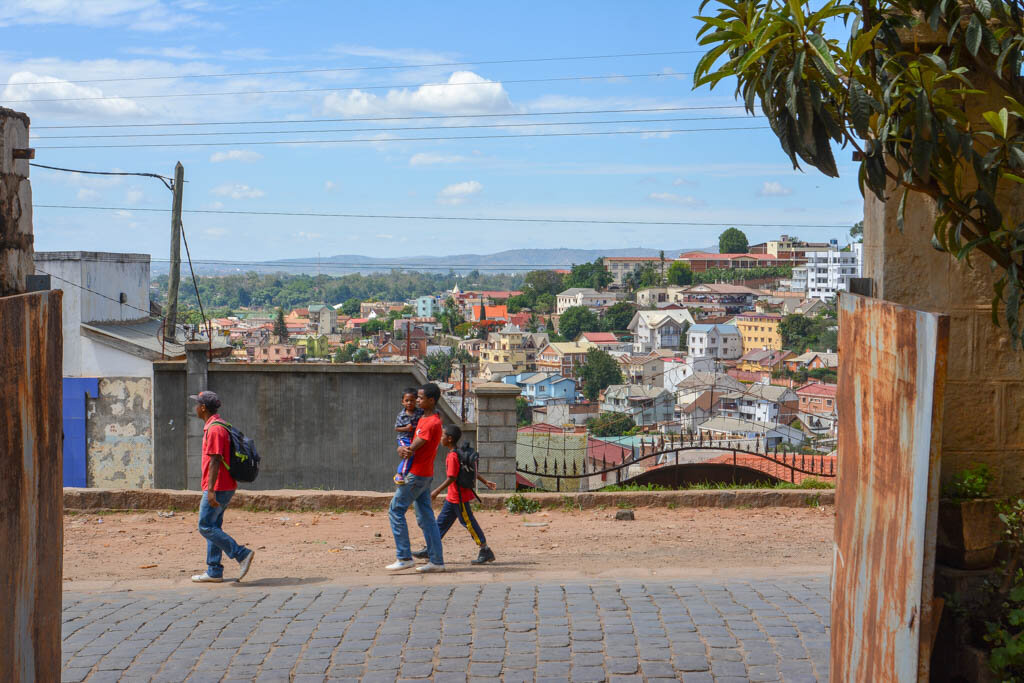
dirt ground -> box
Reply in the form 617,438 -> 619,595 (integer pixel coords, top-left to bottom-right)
63,504 -> 835,590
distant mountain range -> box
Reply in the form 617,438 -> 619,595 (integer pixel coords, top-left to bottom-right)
152,246 -> 716,276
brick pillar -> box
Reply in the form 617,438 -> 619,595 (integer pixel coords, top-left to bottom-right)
474,383 -> 521,491
185,342 -> 208,489
0,107 -> 32,297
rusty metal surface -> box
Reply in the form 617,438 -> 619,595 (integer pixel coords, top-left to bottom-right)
0,290 -> 63,681
833,293 -> 949,683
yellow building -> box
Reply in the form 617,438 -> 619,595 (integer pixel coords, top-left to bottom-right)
734,312 -> 783,354
478,324 -> 549,374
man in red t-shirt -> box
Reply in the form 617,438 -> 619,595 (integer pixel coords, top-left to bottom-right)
416,424 -> 497,565
189,391 -> 255,583
387,383 -> 445,572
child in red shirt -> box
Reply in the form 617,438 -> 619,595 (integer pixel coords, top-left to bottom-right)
419,425 -> 497,565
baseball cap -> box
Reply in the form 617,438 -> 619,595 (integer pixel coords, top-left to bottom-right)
189,390 -> 221,410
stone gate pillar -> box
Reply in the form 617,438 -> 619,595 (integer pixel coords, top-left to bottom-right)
185,341 -> 209,489
474,383 -> 521,491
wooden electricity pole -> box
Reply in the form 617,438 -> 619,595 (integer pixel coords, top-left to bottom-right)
165,162 -> 184,341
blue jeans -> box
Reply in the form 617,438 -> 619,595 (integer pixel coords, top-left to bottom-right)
389,474 -> 443,565
198,490 -> 249,578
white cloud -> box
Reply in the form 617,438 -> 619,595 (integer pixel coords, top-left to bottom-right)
124,188 -> 144,203
2,71 -> 144,117
673,178 -> 696,186
759,181 -> 793,196
209,149 -> 263,163
204,227 -> 227,237
211,183 -> 264,199
648,192 -> 704,207
324,180 -> 337,192
321,71 -> 512,116
203,201 -> 224,210
0,0 -> 205,31
123,45 -> 211,59
76,188 -> 100,200
409,153 -> 469,166
437,180 -> 483,206
376,233 -> 394,240
328,45 -> 453,65
296,231 -> 323,240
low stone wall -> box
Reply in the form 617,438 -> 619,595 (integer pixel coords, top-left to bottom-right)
64,487 -> 834,511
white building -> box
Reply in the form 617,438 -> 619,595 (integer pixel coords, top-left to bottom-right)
600,384 -> 675,425
686,324 -> 742,360
627,309 -> 697,354
793,241 -> 863,300
555,287 -> 620,315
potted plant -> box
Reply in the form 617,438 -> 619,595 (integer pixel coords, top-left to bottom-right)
938,464 -> 1001,570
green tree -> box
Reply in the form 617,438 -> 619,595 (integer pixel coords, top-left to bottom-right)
564,259 -> 614,291
601,301 -> 637,332
586,412 -> 636,437
437,297 -> 462,335
526,312 -> 541,332
515,396 -> 533,427
718,227 -> 749,254
424,350 -> 455,381
340,299 -> 361,316
273,307 -> 288,340
779,315 -> 816,351
695,0 -> 1024,345
523,269 -> 565,297
362,318 -> 388,336
559,306 -> 600,341
850,220 -> 864,243
680,320 -> 692,351
578,348 -> 625,401
666,261 -> 694,286
352,348 -> 371,363
533,292 -> 555,314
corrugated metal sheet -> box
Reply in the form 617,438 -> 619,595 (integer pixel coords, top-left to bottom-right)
0,290 -> 64,681
832,293 -> 949,682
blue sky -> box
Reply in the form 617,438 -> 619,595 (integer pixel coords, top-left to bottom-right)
2,0 -> 863,264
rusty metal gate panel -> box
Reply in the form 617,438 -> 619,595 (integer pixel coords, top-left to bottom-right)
0,290 -> 64,681
832,293 -> 949,682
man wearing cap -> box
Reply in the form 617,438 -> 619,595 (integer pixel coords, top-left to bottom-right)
190,391 -> 256,583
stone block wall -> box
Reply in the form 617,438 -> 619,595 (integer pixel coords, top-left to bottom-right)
865,188 -> 1024,496
474,383 -> 521,491
0,107 -> 32,296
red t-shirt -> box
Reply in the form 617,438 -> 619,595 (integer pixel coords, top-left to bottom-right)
445,451 -> 475,503
407,412 -> 442,478
202,414 -> 237,492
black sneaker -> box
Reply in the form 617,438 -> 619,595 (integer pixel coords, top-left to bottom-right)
411,547 -> 429,560
471,547 -> 496,565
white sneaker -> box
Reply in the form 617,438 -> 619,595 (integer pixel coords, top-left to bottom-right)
416,562 -> 446,573
191,572 -> 223,583
386,559 -> 416,571
237,550 -> 255,582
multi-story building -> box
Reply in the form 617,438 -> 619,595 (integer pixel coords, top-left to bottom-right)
577,331 -> 632,353
555,288 -> 621,315
734,312 -> 784,354
603,256 -> 666,288
478,324 -> 549,374
308,303 -> 337,334
675,252 -> 794,272
414,295 -> 436,318
792,241 -> 863,300
796,382 -> 838,416
714,383 -> 798,424
737,348 -> 794,373
600,384 -> 675,425
616,353 -> 664,386
536,341 -> 596,379
502,372 -> 578,406
627,309 -> 696,354
749,235 -> 831,262
686,324 -> 742,360
672,283 -> 759,313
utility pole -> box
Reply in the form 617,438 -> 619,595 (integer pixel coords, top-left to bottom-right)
165,162 -> 184,341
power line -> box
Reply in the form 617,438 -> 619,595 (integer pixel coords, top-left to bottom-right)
32,105 -> 750,130
6,50 -> 705,87
32,125 -> 770,149
29,162 -> 176,190
34,204 -> 852,228
3,71 -> 690,105
32,114 -> 760,140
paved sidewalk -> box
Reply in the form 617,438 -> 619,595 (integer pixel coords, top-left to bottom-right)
62,576 -> 830,682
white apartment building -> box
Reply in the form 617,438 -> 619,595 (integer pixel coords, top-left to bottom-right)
686,324 -> 743,360
793,241 -> 863,300
627,309 -> 696,354
555,287 -> 621,315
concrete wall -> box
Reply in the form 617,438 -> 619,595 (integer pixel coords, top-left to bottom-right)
85,377 -> 154,488
32,251 -> 151,377
153,362 -> 477,492
0,108 -> 32,296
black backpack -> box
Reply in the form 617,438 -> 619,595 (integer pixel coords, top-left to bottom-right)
455,442 -> 479,491
211,421 -> 261,483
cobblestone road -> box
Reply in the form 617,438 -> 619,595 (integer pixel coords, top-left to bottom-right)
62,575 -> 830,682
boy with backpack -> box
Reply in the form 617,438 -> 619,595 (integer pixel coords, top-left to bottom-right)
189,391 -> 257,583
414,424 -> 497,565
